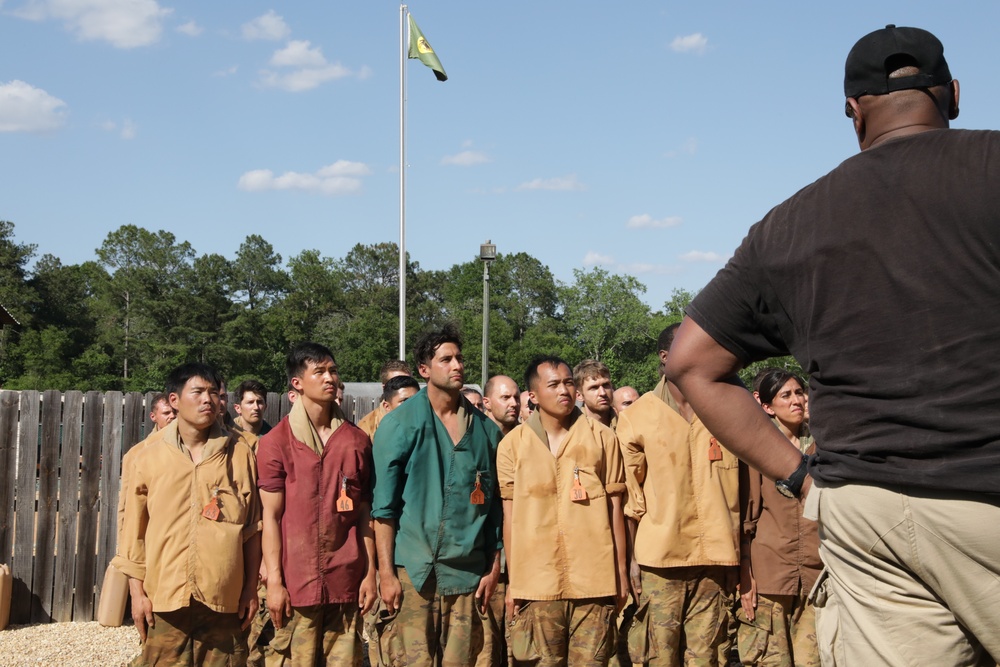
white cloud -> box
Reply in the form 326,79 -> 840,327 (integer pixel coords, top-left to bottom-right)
0,80 -> 67,133
120,117 -> 136,139
242,10 -> 290,41
238,161 -> 371,196
270,40 -> 325,67
441,150 -> 490,167
176,20 -> 202,37
259,40 -> 361,91
214,65 -> 238,77
101,117 -> 137,139
583,251 -> 614,266
516,174 -> 585,192
258,64 -> 353,92
670,32 -> 708,55
626,214 -> 682,229
317,160 -> 371,177
680,250 -> 726,263
13,0 -> 172,48
617,262 -> 682,275
665,137 -> 698,158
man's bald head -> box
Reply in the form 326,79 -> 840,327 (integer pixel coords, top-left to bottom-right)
613,386 -> 640,413
483,375 -> 520,433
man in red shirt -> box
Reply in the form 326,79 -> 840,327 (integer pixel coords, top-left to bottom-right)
257,342 -> 377,665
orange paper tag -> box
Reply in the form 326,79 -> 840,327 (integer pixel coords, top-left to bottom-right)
470,471 -> 485,505
337,478 -> 354,512
571,467 -> 588,502
202,490 -> 221,521
708,437 -> 723,462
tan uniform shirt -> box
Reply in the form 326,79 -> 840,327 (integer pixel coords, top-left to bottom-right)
112,421 -> 261,614
497,409 -> 626,601
357,405 -> 385,440
116,430 -> 157,555
616,377 -> 741,568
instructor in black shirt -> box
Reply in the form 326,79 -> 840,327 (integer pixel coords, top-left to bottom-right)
666,25 -> 1000,666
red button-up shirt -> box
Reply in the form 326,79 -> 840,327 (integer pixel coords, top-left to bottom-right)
257,417 -> 373,606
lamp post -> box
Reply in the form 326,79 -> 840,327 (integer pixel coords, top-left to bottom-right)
480,240 -> 496,389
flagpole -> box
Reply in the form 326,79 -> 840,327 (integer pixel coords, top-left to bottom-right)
398,4 -> 407,361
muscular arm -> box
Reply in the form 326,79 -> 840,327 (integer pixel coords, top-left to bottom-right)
666,317 -> 803,481
502,499 -> 517,619
358,501 -> 378,615
260,489 -> 292,628
375,518 -> 402,614
238,532 -> 262,629
608,493 -> 628,611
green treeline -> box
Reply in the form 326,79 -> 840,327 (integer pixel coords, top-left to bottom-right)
0,220 -> 796,394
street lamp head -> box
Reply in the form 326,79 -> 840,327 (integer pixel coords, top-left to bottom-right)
480,240 -> 497,263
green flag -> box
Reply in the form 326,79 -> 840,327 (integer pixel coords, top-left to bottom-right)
408,13 -> 447,81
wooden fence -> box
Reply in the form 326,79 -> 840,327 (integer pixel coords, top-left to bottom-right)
0,389 -> 378,626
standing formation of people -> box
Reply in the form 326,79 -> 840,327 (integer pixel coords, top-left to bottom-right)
111,24 -> 999,667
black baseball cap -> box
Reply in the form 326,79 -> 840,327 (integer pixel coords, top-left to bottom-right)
844,25 -> 951,98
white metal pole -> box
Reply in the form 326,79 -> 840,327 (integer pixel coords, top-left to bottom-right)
398,4 -> 407,361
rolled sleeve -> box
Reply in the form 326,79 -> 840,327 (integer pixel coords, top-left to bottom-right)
111,457 -> 149,581
256,433 -> 287,494
242,449 -> 262,542
602,431 -> 627,496
496,433 -> 516,501
371,416 -> 409,521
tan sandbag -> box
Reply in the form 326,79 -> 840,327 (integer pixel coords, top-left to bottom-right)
0,563 -> 11,631
96,563 -> 129,627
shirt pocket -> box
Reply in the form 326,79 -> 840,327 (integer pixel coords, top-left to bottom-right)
200,481 -> 249,526
575,465 -> 607,500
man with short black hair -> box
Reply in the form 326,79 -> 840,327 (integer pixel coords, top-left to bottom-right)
257,343 -> 376,665
114,363 -> 262,666
233,379 -> 272,437
499,355 -> 627,665
667,25 -> 1000,665
380,375 -> 419,415
617,325 -> 740,665
371,325 -> 502,666
357,359 -> 413,439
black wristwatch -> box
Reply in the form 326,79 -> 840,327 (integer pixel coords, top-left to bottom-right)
775,454 -> 810,499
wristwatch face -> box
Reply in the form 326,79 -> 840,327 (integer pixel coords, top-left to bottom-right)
775,481 -> 796,499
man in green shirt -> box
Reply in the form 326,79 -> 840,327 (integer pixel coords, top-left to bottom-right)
371,324 -> 502,666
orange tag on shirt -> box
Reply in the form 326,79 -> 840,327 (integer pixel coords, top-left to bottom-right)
708,437 -> 723,462
202,489 -> 221,521
337,478 -> 354,512
471,471 -> 485,505
571,467 -> 588,502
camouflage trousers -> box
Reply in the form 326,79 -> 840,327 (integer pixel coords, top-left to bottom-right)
476,578 -> 507,667
132,599 -> 247,667
736,592 -> 819,667
368,567 -> 487,667
508,598 -> 618,667
636,565 -> 737,667
264,603 -> 361,666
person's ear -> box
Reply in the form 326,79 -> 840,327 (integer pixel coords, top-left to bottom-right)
948,79 -> 960,120
845,97 -> 865,145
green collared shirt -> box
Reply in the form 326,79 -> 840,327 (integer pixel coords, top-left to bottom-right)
372,387 -> 503,595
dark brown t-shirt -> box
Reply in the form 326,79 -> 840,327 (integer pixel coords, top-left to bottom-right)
689,129 -> 1000,494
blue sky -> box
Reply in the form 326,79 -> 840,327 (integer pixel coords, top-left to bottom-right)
2,1 -> 998,310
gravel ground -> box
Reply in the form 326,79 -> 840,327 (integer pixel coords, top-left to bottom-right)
0,622 -> 141,667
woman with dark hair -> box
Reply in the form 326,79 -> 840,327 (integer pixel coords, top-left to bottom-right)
737,369 -> 821,666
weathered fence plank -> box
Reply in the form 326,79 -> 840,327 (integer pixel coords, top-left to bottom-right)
0,391 -> 18,564
12,390 -> 40,625
94,392 -> 123,616
74,391 -> 104,620
54,391 -> 83,621
30,390 -> 61,623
